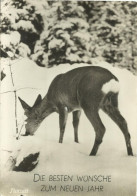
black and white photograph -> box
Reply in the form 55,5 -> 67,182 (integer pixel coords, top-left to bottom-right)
0,1 -> 137,196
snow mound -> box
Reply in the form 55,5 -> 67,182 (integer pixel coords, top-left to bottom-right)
0,58 -> 137,196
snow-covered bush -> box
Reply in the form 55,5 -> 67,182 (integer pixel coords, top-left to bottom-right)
79,1 -> 137,74
1,31 -> 31,58
1,0 -> 46,58
32,2 -> 91,67
1,1 -> 137,73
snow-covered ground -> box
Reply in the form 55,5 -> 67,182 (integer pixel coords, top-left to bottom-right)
0,58 -> 137,196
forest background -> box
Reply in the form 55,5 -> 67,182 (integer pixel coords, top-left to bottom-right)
1,0 -> 137,78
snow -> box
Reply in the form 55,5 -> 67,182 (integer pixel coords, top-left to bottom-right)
18,43 -> 31,57
48,39 -> 64,49
1,6 -> 19,23
54,20 -> 74,30
67,53 -> 80,62
1,32 -> 21,49
0,58 -> 137,196
13,20 -> 36,32
73,32 -> 90,42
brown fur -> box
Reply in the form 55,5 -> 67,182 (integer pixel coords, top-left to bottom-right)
19,66 -> 133,156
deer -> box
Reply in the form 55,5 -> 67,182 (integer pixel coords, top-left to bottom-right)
18,66 -> 133,156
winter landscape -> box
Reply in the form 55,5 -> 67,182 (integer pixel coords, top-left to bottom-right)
1,1 -> 137,196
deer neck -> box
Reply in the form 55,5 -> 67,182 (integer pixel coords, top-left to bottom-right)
36,96 -> 54,120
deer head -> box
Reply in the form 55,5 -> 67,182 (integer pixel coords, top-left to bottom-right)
18,94 -> 43,136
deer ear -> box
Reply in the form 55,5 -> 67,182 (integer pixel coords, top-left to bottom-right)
18,97 -> 31,111
33,94 -> 42,107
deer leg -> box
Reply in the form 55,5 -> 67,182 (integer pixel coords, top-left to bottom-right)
102,104 -> 133,156
83,108 -> 106,156
72,110 -> 81,143
59,107 -> 68,143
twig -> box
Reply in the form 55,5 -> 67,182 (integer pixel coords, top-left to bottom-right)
1,149 -> 12,153
1,87 -> 40,95
1,148 -> 20,153
14,90 -> 18,139
7,57 -> 24,66
9,60 -> 18,139
16,121 -> 25,140
17,87 -> 40,91
9,156 -> 16,164
0,90 -> 14,94
9,63 -> 14,86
